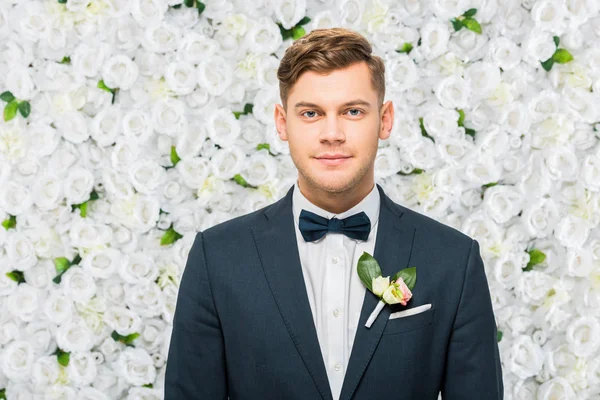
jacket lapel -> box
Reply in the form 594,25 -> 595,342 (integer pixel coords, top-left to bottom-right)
250,183 -> 416,400
250,184 -> 333,400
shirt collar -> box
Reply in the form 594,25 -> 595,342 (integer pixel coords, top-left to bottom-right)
292,179 -> 380,232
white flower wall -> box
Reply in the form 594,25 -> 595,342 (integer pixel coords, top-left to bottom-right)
1,0 -> 600,398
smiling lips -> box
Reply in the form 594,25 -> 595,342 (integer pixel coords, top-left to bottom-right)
315,154 -> 352,166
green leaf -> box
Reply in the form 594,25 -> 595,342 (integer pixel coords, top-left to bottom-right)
541,57 -> 555,71
497,330 -> 503,342
390,267 -> 417,291
553,36 -> 560,48
233,174 -> 249,188
463,17 -> 482,34
482,182 -> 498,189
396,42 -> 413,54
528,249 -> 546,265
97,80 -> 114,93
297,16 -> 311,26
451,18 -> 463,32
552,48 -> 574,64
57,350 -> 70,366
278,23 -> 293,41
0,91 -> 15,102
356,252 -> 382,292
419,117 -> 435,142
161,225 -> 183,246
0,388 -> 6,400
172,3 -> 182,8
243,103 -> 253,114
2,215 -> 16,230
170,145 -> 181,167
183,0 -> 193,6
79,201 -> 89,217
457,109 -> 465,127
6,271 -> 25,284
196,1 -> 205,14
143,383 -> 154,388
18,101 -> 31,118
463,8 -> 477,17
465,128 -> 476,137
60,56 -> 71,64
4,100 -> 18,121
58,0 -> 67,3
292,26 -> 306,40
256,143 -> 271,152
111,330 -> 140,347
53,257 -> 71,275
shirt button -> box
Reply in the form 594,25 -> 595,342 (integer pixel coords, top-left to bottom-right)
332,256 -> 339,264
333,309 -> 340,317
334,362 -> 341,371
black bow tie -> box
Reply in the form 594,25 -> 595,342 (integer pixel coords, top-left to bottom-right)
298,209 -> 371,242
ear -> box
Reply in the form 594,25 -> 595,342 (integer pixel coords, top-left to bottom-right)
274,104 -> 288,141
379,100 -> 394,140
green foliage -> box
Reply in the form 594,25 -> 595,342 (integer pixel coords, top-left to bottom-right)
161,224 -> 183,246
357,252 -> 382,292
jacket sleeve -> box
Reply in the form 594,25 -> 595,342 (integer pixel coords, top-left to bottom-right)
441,239 -> 504,399
164,231 -> 228,399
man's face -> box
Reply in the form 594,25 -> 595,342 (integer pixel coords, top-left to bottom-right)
274,61 -> 393,194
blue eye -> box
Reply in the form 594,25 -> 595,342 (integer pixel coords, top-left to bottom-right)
301,109 -> 363,118
347,109 -> 362,116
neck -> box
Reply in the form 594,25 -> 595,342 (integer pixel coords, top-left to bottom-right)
297,175 -> 375,214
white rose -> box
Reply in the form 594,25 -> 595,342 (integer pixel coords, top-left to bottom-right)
121,109 -> 152,144
204,107 -> 241,147
55,111 -> 90,144
1,340 -> 34,383
56,316 -> 95,353
482,185 -> 524,224
6,67 -> 36,100
136,319 -> 166,352
374,146 -> 400,179
465,61 -> 502,100
26,122 -> 59,157
196,55 -> 233,97
128,159 -> 166,194
80,248 -> 121,280
448,28 -> 488,62
435,74 -> 471,109
402,138 -> 440,170
77,387 -> 110,400
514,270 -> 556,306
554,214 -> 590,249
242,150 -> 278,186
581,154 -> 600,191
419,19 -> 450,60
71,43 -> 107,78
5,231 -> 37,271
493,253 -> 524,289
67,352 -> 97,387
125,283 -> 164,318
164,61 -> 197,95
386,54 -> 419,92
23,262 -> 53,289
130,0 -> 167,28
486,37 -> 522,70
44,291 -> 74,325
6,283 -> 39,323
521,198 -> 560,238
101,168 -> 134,199
115,347 -> 156,386
372,276 -> 390,297
421,105 -> 459,139
501,102 -> 531,135
463,156 -> 502,186
505,335 -> 544,379
32,356 -> 61,387
151,98 -> 186,136
90,106 -> 122,147
270,0 -> 305,30
10,3 -> 49,42
207,146 -> 244,180
178,32 -> 218,65
99,277 -> 125,306
0,317 -> 18,345
63,167 -> 95,206
0,180 -> 34,215
565,316 -> 600,357
104,306 -> 142,337
522,29 -> 556,64
428,0 -> 468,20
436,136 -> 474,165
531,0 -> 566,32
565,247 -> 594,277
61,266 -> 97,304
175,156 -> 210,190
101,55 -> 139,91
537,377 -> 576,400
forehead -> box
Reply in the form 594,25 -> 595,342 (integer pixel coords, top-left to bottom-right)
288,61 -> 377,104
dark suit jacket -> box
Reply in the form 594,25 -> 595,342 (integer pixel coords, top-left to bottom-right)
164,183 -> 503,399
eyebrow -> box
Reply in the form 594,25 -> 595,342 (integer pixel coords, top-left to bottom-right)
294,99 -> 372,109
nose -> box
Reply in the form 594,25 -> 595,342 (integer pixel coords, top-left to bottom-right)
319,116 -> 346,143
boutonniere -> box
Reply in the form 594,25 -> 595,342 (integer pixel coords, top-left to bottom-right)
357,251 -> 417,328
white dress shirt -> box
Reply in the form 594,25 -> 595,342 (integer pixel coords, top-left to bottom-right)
291,180 -> 380,400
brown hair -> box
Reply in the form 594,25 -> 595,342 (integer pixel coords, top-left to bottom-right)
277,27 -> 386,112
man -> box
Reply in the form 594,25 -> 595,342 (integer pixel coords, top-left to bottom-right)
164,27 -> 503,399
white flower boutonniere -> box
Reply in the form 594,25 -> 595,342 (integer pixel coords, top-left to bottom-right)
357,251 -> 417,328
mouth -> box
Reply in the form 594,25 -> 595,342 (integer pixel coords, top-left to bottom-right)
314,155 -> 352,166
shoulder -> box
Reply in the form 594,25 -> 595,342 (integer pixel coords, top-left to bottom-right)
200,199 -> 277,241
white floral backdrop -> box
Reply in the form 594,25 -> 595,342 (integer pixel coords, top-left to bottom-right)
1,0 -> 600,398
